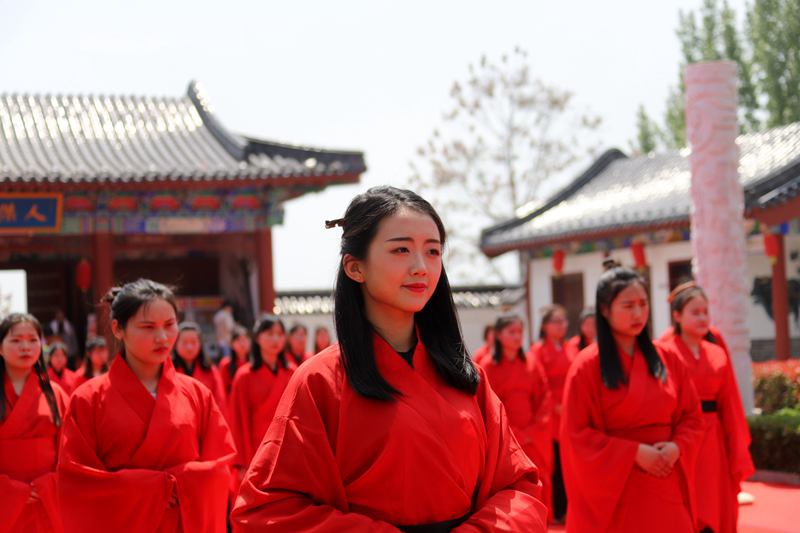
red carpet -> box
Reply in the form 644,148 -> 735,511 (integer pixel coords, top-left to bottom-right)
546,481 -> 798,532
738,481 -> 799,533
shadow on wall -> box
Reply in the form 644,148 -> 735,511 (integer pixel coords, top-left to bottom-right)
751,277 -> 800,325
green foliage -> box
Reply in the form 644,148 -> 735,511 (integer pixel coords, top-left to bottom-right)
753,361 -> 800,414
631,105 -> 660,154
748,408 -> 800,473
637,0 -> 799,150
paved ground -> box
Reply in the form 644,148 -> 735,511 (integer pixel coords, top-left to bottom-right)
546,481 -> 798,532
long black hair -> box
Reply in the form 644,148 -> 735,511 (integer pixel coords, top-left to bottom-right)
104,278 -> 178,357
596,266 -> 665,389
171,322 -> 212,376
0,313 -> 61,427
669,282 -> 719,344
492,315 -> 526,364
227,325 -> 251,380
577,307 -> 595,350
331,186 -> 479,401
83,336 -> 109,379
251,315 -> 289,372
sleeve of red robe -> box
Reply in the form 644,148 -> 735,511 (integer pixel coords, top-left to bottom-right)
454,367 -> 548,532
167,387 -> 236,532
232,376 -> 401,532
717,353 -> 755,484
228,370 -> 255,470
560,356 -> 641,528
0,475 -> 30,533
57,393 -> 177,532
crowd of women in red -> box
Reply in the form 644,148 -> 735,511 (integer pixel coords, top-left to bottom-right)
1,186 -> 753,532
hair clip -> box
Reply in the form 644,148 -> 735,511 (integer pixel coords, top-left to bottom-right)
324,218 -> 345,229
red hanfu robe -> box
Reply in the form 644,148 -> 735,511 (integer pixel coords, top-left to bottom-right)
228,362 -> 293,471
657,335 -> 755,533
472,343 -> 491,363
219,357 -> 247,397
232,334 -> 548,532
57,356 -> 236,533
560,344 -> 704,533
1,373 -> 68,533
479,354 -> 554,518
47,367 -> 77,395
529,340 -> 577,440
174,361 -> 227,411
287,352 -> 311,370
658,325 -> 730,355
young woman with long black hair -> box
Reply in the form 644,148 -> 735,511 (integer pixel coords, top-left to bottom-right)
285,323 -> 310,368
566,307 -> 596,353
528,304 -> 576,523
46,341 -> 77,395
72,336 -> 109,389
560,265 -> 704,532
232,186 -> 547,531
312,325 -> 331,354
1,313 -> 68,532
57,279 -> 235,532
477,315 -> 553,521
657,282 -> 754,533
171,322 -> 227,410
218,325 -> 251,397
227,315 -> 293,484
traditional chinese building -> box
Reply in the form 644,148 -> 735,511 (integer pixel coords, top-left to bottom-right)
0,81 -> 366,345
481,122 -> 800,361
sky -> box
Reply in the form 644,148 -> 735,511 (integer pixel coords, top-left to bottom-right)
0,0 -> 748,290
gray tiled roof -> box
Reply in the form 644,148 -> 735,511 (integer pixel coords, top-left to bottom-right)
274,286 -> 525,316
0,81 -> 366,184
481,122 -> 800,255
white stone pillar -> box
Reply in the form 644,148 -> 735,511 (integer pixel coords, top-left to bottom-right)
685,61 -> 754,413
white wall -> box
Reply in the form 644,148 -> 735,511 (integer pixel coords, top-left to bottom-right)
527,233 -> 800,343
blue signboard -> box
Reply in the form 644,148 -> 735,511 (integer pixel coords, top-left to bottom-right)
0,194 -> 63,233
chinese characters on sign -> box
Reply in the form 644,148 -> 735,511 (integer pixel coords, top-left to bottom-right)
0,194 -> 62,233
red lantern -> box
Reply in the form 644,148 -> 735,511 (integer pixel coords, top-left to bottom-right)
631,241 -> 647,270
76,258 -> 92,292
763,233 -> 780,264
552,249 -> 565,276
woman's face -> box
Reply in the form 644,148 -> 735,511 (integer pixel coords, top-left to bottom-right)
231,334 -> 251,360
542,310 -> 568,342
346,208 -> 443,318
674,295 -> 710,339
257,323 -> 286,361
89,347 -> 110,369
315,329 -> 330,349
497,321 -> 524,354
288,329 -> 307,355
0,322 -> 41,373
176,329 -> 202,362
606,283 -> 649,339
112,298 -> 178,366
580,315 -> 596,342
50,348 -> 68,371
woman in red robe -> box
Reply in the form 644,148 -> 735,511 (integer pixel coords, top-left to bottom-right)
228,315 -> 293,483
172,321 -> 227,410
561,264 -> 704,533
528,304 -> 577,522
219,325 -> 251,397
71,336 -> 109,389
566,307 -> 596,354
472,324 -> 495,363
57,279 -> 236,533
478,315 -> 554,520
285,323 -> 310,368
312,326 -> 331,354
1,313 -> 68,533
46,342 -> 77,395
232,186 -> 547,531
657,282 -> 754,533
